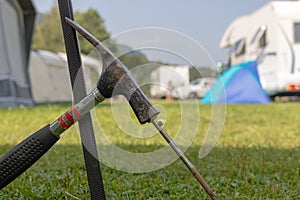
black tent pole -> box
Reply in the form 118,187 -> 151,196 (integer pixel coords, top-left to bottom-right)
57,1 -> 106,199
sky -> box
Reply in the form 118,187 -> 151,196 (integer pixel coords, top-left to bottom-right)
32,0 -> 272,67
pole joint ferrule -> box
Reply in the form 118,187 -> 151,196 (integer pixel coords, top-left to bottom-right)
50,88 -> 105,135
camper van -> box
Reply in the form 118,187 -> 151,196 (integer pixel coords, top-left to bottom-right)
150,65 -> 189,98
220,1 -> 300,99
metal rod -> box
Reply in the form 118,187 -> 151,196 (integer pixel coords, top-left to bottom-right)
50,88 -> 105,136
151,119 -> 218,200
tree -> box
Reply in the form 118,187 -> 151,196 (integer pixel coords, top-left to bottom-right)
32,7 -> 65,52
32,6 -> 150,74
32,7 -> 113,54
189,66 -> 218,80
75,8 -> 113,54
117,44 -> 149,69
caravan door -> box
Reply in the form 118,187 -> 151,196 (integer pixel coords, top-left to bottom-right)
249,24 -> 279,95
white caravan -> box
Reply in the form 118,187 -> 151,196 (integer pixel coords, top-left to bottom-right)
220,1 -> 300,98
150,65 -> 190,98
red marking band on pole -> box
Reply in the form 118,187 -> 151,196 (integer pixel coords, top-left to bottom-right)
58,116 -> 69,129
65,112 -> 75,124
72,107 -> 83,120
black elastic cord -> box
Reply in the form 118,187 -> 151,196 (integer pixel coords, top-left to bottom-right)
57,1 -> 106,199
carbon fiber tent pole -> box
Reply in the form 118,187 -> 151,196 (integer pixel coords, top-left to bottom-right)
57,1 -> 106,199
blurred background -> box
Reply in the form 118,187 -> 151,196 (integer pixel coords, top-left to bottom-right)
1,0 -> 300,106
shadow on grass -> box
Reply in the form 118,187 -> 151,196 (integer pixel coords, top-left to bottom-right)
0,144 -> 299,199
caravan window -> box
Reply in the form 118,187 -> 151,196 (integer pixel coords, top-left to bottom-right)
295,23 -> 300,43
259,30 -> 267,48
251,29 -> 261,44
233,39 -> 246,56
251,25 -> 267,48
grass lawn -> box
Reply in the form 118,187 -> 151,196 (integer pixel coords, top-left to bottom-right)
0,101 -> 299,199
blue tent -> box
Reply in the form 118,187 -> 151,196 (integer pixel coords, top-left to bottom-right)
201,61 -> 270,104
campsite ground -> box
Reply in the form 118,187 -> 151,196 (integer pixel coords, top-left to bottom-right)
0,102 -> 299,199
